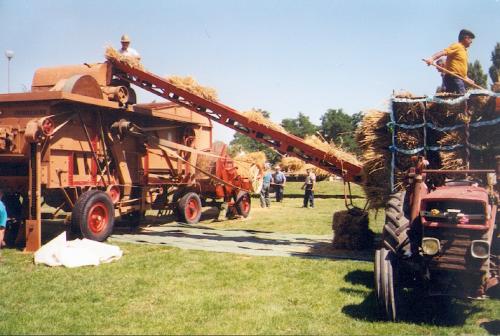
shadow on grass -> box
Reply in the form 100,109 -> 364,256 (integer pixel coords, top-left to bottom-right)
341,270 -> 484,326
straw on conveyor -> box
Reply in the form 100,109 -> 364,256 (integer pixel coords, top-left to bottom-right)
166,75 -> 218,102
105,46 -> 145,70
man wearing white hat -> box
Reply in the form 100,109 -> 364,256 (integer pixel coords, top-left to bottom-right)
119,34 -> 141,60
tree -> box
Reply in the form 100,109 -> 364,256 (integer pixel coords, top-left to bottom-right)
319,108 -> 359,154
281,112 -> 317,137
228,109 -> 281,163
489,42 -> 500,83
467,60 -> 487,88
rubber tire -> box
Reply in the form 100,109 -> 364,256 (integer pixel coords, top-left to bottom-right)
382,191 -> 410,253
374,249 -> 384,310
177,192 -> 202,224
72,190 -> 115,241
235,191 -> 251,218
380,248 -> 399,321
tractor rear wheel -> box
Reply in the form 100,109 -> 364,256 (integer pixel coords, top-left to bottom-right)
177,192 -> 202,224
383,191 -> 410,253
375,247 -> 399,321
72,190 -> 115,241
235,191 -> 251,218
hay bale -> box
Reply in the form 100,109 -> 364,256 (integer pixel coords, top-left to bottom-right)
280,157 -> 305,172
392,92 -> 426,124
356,110 -> 391,209
241,109 -> 287,133
105,46 -> 144,70
304,135 -> 360,167
233,151 -> 266,178
166,75 -> 218,102
332,209 -> 373,250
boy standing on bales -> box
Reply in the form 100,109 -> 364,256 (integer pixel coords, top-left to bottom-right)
425,29 -> 476,94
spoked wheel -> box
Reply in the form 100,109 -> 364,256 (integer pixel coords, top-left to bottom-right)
234,191 -> 251,218
72,190 -> 115,241
375,248 -> 399,321
177,192 -> 202,224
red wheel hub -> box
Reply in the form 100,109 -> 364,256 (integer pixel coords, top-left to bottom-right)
185,198 -> 200,221
41,118 -> 55,136
88,202 -> 109,234
241,196 -> 250,213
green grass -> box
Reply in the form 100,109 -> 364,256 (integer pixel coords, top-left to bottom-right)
0,181 -> 498,334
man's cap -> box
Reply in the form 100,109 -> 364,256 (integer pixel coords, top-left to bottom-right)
459,29 -> 475,41
121,34 -> 131,43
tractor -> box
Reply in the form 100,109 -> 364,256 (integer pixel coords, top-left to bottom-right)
375,156 -> 500,320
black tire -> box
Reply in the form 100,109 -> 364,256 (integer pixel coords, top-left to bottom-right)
72,190 -> 115,241
379,248 -> 399,321
235,191 -> 251,218
374,249 -> 384,310
382,191 -> 410,254
177,192 -> 202,224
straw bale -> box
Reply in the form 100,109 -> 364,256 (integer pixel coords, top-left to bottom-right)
356,110 -> 392,208
166,75 -> 218,102
332,209 -> 373,250
280,157 -> 305,172
104,46 -> 144,70
304,135 -> 361,167
426,96 -> 468,126
468,94 -> 497,121
395,128 -> 423,150
392,92 -> 426,124
233,151 -> 266,178
241,109 -> 287,133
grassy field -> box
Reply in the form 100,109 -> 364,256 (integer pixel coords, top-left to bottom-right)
0,181 -> 498,335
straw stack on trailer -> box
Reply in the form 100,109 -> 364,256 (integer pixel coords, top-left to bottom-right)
356,90 -> 500,210
356,110 -> 391,209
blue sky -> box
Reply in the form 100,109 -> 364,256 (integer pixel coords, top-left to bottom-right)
1,0 -> 499,143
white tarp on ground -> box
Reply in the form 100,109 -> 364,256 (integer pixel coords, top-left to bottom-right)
34,232 -> 123,268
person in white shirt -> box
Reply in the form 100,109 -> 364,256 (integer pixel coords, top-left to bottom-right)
119,34 -> 141,60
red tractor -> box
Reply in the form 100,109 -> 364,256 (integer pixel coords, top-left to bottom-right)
375,156 -> 500,320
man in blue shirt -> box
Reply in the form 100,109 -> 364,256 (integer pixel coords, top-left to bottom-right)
273,165 -> 286,202
260,164 -> 274,208
0,189 -> 7,249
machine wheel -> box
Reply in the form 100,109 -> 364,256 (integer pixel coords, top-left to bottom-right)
72,190 -> 115,241
375,248 -> 400,321
383,191 -> 410,253
374,249 -> 384,310
177,192 -> 202,224
235,191 -> 251,218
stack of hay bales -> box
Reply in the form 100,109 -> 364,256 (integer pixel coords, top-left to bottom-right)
332,209 -> 374,250
105,46 -> 144,70
356,91 -> 500,210
434,94 -> 499,171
